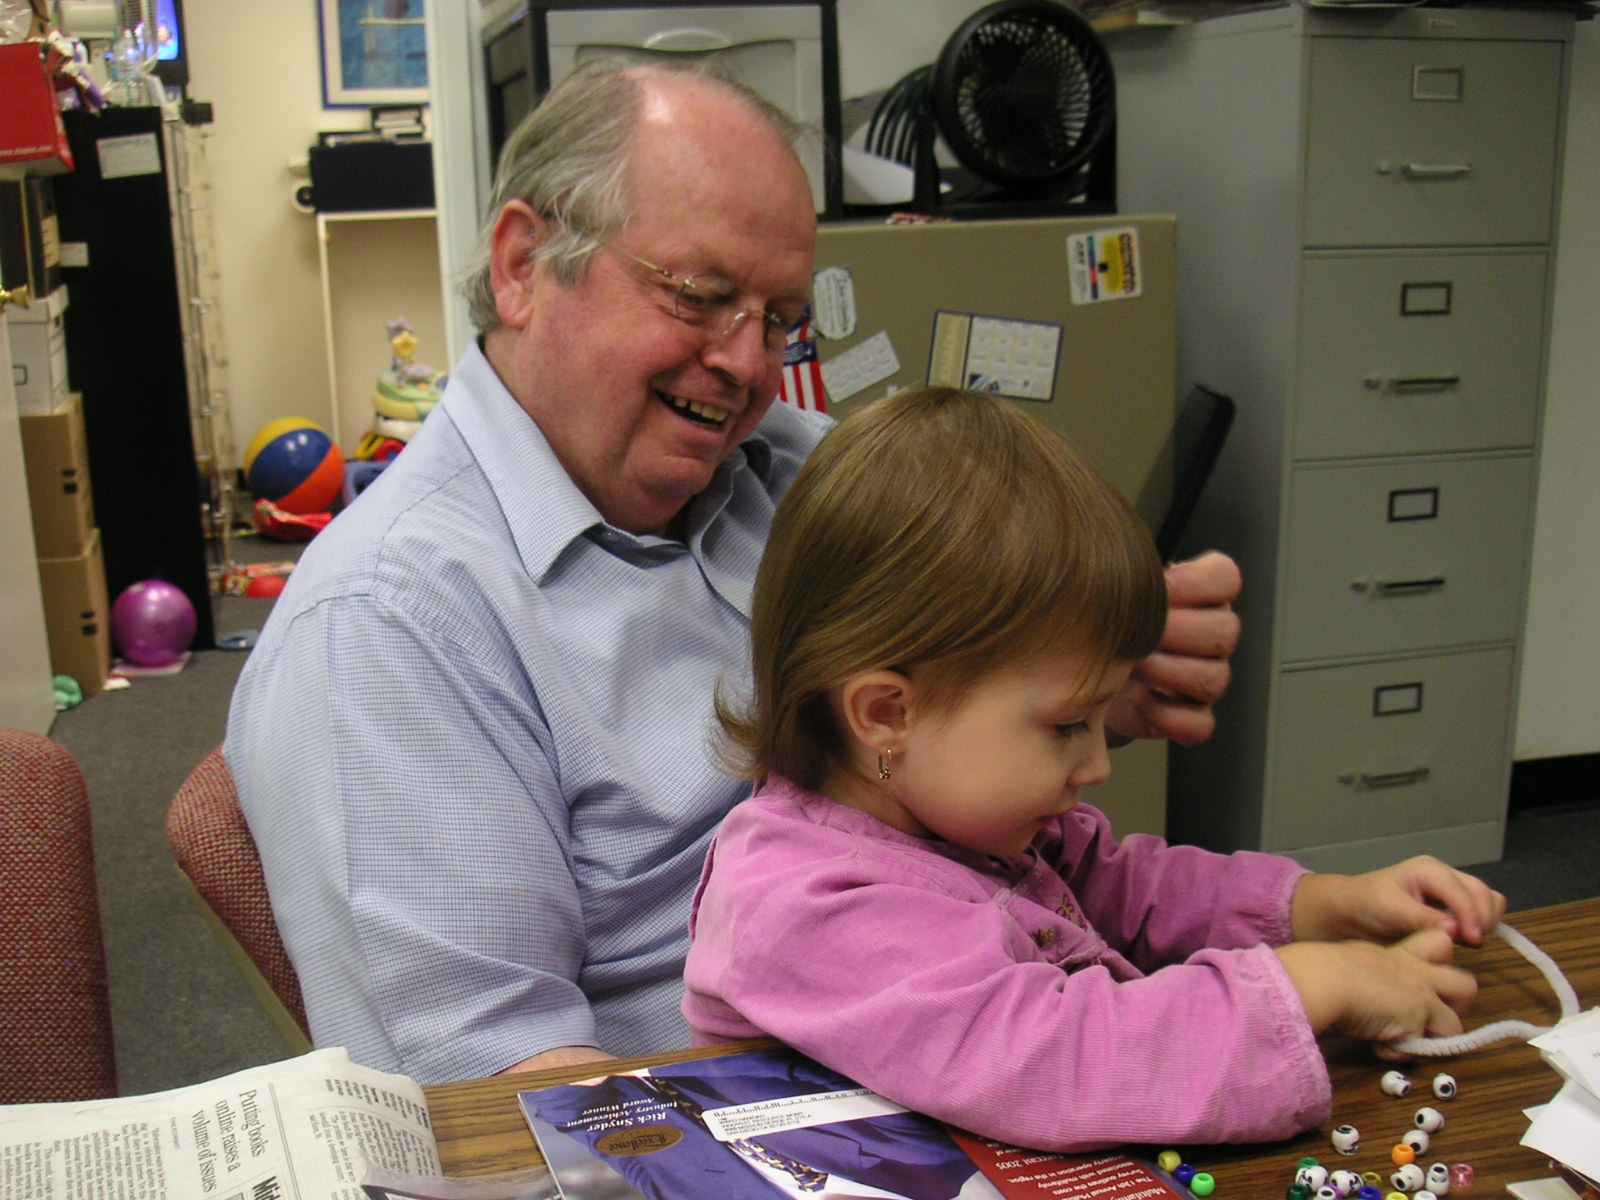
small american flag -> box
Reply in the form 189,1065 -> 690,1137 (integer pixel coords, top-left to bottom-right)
778,317 -> 828,414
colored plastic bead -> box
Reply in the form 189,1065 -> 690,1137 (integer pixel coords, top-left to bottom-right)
1449,1163 -> 1474,1192
1160,1151 -> 1183,1173
1391,1164 -> 1426,1193
1297,1166 -> 1330,1192
1381,1070 -> 1413,1097
1391,1144 -> 1415,1167
1330,1169 -> 1364,1196
1191,1173 -> 1216,1197
1388,1194 -> 1409,1200
1363,1172 -> 1384,1188
1287,1187 -> 1311,1200
1176,1164 -> 1198,1186
1402,1129 -> 1430,1155
1425,1163 -> 1451,1195
1414,1106 -> 1446,1133
1432,1073 -> 1457,1100
1299,1157 -> 1323,1170
1358,1189 -> 1384,1200
1331,1124 -> 1361,1156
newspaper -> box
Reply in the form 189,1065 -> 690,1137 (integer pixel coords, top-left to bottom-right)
0,1046 -> 549,1200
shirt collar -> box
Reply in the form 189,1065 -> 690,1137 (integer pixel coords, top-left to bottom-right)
443,341 -> 778,585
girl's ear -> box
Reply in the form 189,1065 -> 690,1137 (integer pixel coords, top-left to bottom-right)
835,669 -> 914,755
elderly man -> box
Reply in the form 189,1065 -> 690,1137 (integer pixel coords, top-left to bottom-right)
225,60 -> 1241,1083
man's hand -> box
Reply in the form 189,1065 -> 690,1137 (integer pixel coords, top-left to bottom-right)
500,1045 -> 616,1075
1106,551 -> 1243,746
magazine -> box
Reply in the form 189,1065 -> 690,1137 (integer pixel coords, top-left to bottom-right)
0,1046 -> 554,1200
517,1045 -> 1183,1200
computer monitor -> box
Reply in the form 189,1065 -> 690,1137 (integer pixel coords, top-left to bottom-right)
152,0 -> 188,89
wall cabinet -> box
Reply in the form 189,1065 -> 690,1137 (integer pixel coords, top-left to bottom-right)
1108,6 -> 1573,871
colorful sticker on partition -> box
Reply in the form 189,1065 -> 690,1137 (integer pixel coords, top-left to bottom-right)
810,266 -> 858,340
928,310 -> 1061,403
1066,227 -> 1143,305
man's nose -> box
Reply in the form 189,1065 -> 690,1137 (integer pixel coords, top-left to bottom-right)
701,311 -> 774,386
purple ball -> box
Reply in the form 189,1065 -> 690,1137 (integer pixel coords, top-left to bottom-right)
111,580 -> 197,666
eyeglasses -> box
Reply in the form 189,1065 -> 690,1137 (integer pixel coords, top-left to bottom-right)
613,248 -> 808,354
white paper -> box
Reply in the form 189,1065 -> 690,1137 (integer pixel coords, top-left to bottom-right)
820,331 -> 901,403
703,1087 -> 909,1143
96,133 -> 161,180
1521,1080 -> 1600,1184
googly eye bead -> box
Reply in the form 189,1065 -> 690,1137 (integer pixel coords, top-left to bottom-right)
1414,1106 -> 1445,1133
1431,1073 -> 1457,1100
1391,1163 -> 1426,1193
1402,1129 -> 1430,1155
1297,1165 -> 1330,1192
1380,1070 -> 1413,1097
1415,1193 -> 1439,1200
1315,1188 -> 1339,1200
1331,1124 -> 1361,1156
1425,1163 -> 1451,1195
1330,1169 -> 1364,1196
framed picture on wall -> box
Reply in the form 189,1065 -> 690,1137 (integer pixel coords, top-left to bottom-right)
318,0 -> 429,107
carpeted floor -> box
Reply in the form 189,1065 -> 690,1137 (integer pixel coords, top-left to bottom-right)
44,535 -> 1600,1096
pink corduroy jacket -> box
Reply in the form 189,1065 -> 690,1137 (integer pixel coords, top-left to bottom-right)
682,776 -> 1333,1152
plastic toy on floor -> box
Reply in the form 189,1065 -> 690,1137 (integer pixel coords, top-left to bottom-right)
371,318 -> 447,424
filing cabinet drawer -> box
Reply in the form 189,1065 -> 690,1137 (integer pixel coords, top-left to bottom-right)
1303,36 -> 1562,247
1267,649 -> 1513,850
1281,455 -> 1534,661
1295,252 -> 1546,459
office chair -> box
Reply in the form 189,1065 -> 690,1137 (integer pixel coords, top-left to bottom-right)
1154,383 -> 1236,562
166,748 -> 311,1052
0,729 -> 118,1102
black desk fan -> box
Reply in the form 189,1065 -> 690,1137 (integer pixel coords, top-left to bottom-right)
864,0 -> 1117,217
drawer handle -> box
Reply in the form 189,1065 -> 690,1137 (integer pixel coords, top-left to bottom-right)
1363,374 -> 1462,394
1401,161 -> 1473,179
1339,767 -> 1433,790
1350,576 -> 1447,595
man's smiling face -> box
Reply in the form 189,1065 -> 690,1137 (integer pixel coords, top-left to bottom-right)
488,74 -> 817,536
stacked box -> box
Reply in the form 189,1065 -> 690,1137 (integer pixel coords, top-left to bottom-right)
19,390 -> 94,558
37,527 -> 111,697
8,284 -> 69,415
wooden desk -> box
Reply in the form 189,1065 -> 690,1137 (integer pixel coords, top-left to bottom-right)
424,898 -> 1598,1191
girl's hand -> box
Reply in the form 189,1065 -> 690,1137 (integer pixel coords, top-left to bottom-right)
1105,551 -> 1242,747
1291,856 -> 1507,947
1276,930 -> 1478,1044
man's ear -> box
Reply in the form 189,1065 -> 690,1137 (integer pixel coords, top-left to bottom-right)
836,669 -> 914,755
489,200 -> 551,330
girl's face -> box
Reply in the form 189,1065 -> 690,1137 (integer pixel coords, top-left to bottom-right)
887,649 -> 1132,857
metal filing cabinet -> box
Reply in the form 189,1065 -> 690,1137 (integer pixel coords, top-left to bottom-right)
1107,6 -> 1574,871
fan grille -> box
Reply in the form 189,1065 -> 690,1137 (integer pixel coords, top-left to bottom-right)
933,3 -> 1115,187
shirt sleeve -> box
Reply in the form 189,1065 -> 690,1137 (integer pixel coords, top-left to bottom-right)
690,836 -> 1329,1152
226,587 -> 596,1083
1046,804 -> 1308,967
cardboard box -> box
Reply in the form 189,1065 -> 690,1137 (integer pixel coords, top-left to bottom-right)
7,283 -> 69,415
37,526 -> 110,697
0,176 -> 62,298
0,41 -> 75,177
20,390 -> 94,558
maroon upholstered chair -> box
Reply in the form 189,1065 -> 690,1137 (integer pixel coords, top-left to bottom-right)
0,729 -> 118,1102
166,747 -> 310,1050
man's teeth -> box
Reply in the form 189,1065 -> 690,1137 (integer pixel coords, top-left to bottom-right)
661,392 -> 729,425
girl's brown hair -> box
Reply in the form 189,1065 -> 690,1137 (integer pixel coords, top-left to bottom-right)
719,387 -> 1167,790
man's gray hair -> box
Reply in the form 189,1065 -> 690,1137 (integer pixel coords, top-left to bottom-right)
461,58 -> 808,333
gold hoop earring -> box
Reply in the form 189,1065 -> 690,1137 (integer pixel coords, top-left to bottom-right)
877,749 -> 893,781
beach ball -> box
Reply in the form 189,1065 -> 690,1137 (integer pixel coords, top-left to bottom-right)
244,417 -> 345,514
111,579 -> 197,666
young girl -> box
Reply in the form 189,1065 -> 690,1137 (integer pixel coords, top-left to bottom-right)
682,387 -> 1504,1152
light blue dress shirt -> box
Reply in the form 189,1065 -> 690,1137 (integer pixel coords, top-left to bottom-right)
225,342 -> 830,1083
